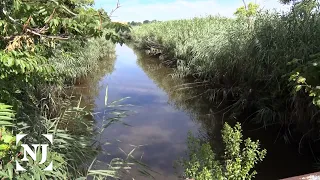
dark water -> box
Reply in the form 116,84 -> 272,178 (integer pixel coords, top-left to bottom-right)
76,44 -> 316,180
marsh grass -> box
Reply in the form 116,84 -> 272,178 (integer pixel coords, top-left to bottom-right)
49,37 -> 116,84
131,4 -> 320,143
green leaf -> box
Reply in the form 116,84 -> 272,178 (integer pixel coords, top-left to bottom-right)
6,58 -> 14,67
295,85 -> 302,92
53,19 -> 59,26
105,33 -> 111,40
0,144 -> 9,150
0,121 -> 13,126
0,171 -> 9,178
7,163 -> 13,179
297,76 -> 306,83
2,134 -> 14,143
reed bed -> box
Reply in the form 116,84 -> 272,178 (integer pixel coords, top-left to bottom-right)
131,6 -> 320,143
49,37 -> 116,82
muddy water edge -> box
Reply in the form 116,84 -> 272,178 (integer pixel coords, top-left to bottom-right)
73,44 -> 315,180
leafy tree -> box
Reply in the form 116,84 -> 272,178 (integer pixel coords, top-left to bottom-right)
280,0 -> 300,4
0,0 -> 130,106
128,21 -> 142,26
234,2 -> 259,18
143,20 -> 150,24
234,1 -> 259,29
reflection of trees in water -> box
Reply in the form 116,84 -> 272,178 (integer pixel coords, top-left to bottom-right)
134,50 -> 224,153
72,55 -> 117,108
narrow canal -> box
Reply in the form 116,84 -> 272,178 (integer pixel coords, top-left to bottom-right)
75,44 -> 315,180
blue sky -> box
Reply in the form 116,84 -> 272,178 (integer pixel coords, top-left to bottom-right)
94,0 -> 291,22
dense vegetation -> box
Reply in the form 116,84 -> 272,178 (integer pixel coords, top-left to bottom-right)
180,123 -> 266,180
132,0 -> 320,141
131,0 -> 320,177
1,0 -> 317,179
0,0 -> 132,179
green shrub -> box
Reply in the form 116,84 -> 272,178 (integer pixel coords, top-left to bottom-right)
180,123 -> 266,180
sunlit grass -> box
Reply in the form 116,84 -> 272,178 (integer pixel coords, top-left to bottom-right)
49,37 -> 116,82
131,7 -> 320,141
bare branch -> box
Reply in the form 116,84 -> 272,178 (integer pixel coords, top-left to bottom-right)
242,0 -> 247,10
39,8 -> 56,33
45,8 -> 56,24
109,0 -> 121,18
26,29 -> 69,40
23,16 -> 32,32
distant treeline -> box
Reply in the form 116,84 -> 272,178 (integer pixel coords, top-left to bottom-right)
128,20 -> 160,26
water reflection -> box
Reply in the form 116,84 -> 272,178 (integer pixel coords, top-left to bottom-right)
66,53 -> 117,137
81,44 -> 315,180
134,49 -> 225,153
72,54 -> 117,107
93,44 -> 199,179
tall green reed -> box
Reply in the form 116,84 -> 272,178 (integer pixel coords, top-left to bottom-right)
49,37 -> 116,84
131,2 -> 320,142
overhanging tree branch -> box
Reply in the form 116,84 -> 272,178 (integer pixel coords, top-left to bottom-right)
1,1 -> 72,40
26,29 -> 69,40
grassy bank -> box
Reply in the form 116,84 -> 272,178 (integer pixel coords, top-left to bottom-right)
131,1 -> 320,145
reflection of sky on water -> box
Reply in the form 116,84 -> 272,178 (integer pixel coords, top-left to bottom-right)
92,44 -> 199,179
84,45 -> 316,180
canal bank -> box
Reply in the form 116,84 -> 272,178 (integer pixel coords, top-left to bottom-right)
75,44 -> 316,179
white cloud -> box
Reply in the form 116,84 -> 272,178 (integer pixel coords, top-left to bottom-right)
97,0 -> 291,22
